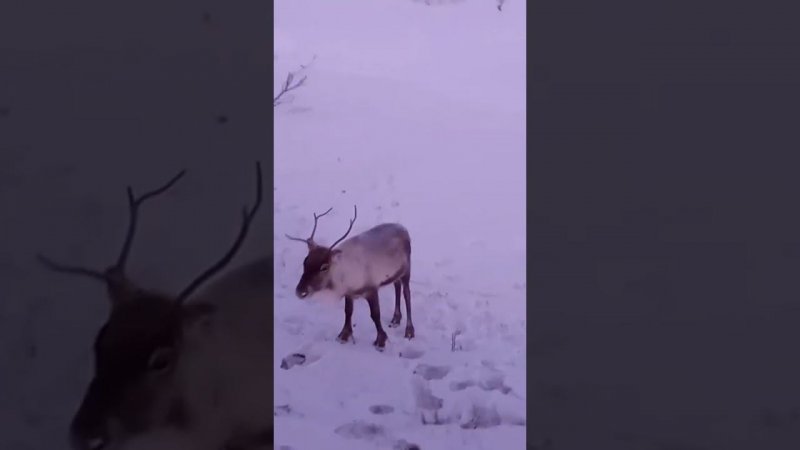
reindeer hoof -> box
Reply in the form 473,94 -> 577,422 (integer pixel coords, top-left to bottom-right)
404,326 -> 415,339
388,315 -> 402,328
373,333 -> 388,349
337,329 -> 352,343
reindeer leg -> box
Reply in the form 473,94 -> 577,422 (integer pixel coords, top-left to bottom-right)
389,281 -> 402,327
402,272 -> 414,339
337,296 -> 354,343
366,289 -> 388,349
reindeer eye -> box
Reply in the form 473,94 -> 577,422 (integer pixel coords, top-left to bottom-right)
147,348 -> 174,373
319,263 -> 329,272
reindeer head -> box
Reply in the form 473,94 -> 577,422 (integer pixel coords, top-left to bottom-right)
286,205 -> 357,299
38,163 -> 263,450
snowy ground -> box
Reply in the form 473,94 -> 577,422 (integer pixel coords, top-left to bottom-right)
274,1 -> 527,449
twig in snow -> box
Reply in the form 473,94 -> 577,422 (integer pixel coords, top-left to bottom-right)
451,329 -> 463,352
273,72 -> 307,107
273,55 -> 317,107
298,54 -> 317,70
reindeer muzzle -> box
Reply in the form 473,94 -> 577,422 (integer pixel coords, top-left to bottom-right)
70,379 -> 114,450
70,417 -> 109,450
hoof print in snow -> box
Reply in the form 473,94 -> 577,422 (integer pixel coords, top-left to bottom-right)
399,347 -> 424,359
334,421 -> 385,439
368,404 -> 395,415
280,353 -> 306,370
479,373 -> 511,393
413,364 -> 451,381
273,404 -> 304,419
460,404 -> 502,429
412,378 -> 444,422
449,380 -> 476,391
393,439 -> 421,450
274,404 -> 295,417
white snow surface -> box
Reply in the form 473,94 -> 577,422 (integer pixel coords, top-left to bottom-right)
274,1 -> 527,449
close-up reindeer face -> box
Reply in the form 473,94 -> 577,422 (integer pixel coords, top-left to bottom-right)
296,246 -> 339,298
38,163 -> 262,450
74,294 -> 189,448
286,206 -> 357,299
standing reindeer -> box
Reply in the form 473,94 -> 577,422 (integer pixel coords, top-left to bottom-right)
286,206 -> 413,349
38,163 -> 274,450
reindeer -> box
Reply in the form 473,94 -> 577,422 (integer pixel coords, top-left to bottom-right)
38,163 -> 274,450
286,206 -> 413,349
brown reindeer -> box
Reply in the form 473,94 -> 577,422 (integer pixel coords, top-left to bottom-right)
286,206 -> 413,349
38,163 -> 273,450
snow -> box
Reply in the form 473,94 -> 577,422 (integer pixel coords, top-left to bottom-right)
274,1 -> 526,449
0,0 -> 524,448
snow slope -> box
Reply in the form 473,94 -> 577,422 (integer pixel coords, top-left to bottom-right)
274,1 -> 527,449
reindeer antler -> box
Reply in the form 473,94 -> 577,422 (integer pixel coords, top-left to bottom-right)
37,170 -> 187,285
35,255 -> 108,281
175,161 -> 263,305
328,205 -> 358,250
285,207 -> 333,247
116,171 -> 186,272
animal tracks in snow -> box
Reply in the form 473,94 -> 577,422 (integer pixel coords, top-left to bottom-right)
398,346 -> 425,360
369,404 -> 395,415
393,440 -> 421,450
274,268 -> 525,448
274,404 -> 304,419
334,420 -> 385,439
279,353 -> 307,370
333,420 -> 421,450
412,363 -> 451,381
408,354 -> 525,430
449,379 -> 476,391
